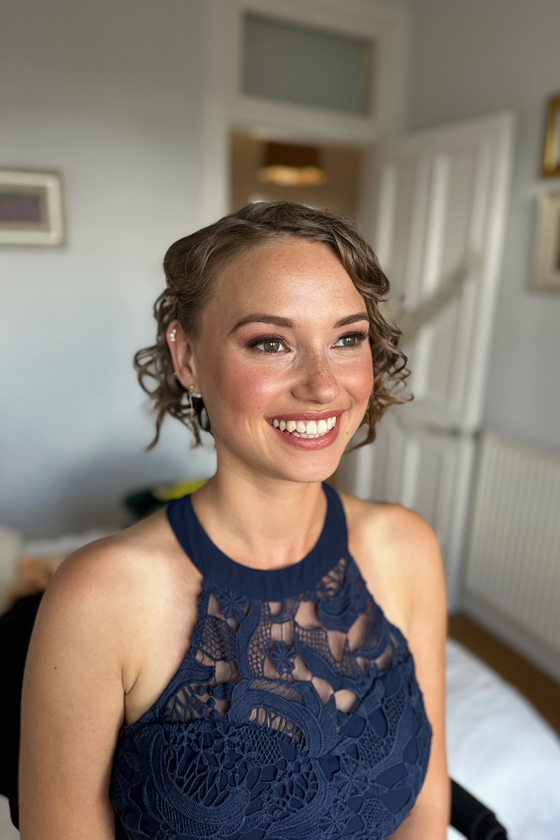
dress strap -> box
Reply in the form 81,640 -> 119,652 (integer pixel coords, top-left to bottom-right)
166,493 -> 208,577
321,481 -> 349,546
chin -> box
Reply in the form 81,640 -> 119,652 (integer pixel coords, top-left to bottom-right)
266,449 -> 344,485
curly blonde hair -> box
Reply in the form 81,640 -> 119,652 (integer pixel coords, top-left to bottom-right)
133,201 -> 411,452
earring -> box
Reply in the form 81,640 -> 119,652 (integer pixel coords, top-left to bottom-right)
187,385 -> 202,411
187,385 -> 201,450
169,328 -> 177,342
187,385 -> 196,422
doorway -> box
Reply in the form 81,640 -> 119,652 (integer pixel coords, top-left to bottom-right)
229,131 -> 368,221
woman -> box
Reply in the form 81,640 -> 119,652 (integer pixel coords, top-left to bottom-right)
19,201 -> 449,839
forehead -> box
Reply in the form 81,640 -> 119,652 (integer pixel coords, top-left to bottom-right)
207,238 -> 365,322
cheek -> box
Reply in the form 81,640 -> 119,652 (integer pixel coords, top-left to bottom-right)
202,349 -> 286,419
342,353 -> 374,401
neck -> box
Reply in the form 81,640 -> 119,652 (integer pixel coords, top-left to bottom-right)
190,461 -> 329,571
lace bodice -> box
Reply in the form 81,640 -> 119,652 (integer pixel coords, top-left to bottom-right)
110,483 -> 432,840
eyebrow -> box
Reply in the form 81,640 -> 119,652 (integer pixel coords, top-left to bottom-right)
231,312 -> 369,332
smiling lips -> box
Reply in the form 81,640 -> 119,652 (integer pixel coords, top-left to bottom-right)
267,415 -> 338,439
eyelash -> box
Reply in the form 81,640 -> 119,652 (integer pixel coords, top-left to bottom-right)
247,330 -> 369,354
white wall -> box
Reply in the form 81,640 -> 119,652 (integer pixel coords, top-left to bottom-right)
0,0 -> 217,538
387,0 -> 560,452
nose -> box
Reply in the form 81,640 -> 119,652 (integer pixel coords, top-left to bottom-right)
291,350 -> 340,404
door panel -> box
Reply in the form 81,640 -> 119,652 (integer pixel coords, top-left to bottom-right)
375,115 -> 513,431
376,158 -> 430,313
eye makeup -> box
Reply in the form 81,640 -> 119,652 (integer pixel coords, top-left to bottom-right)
245,330 -> 369,354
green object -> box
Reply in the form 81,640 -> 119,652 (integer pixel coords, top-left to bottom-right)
124,478 -> 207,520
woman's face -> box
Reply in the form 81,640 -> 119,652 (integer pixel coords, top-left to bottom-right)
189,237 -> 374,484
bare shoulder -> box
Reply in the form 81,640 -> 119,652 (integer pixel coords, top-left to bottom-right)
41,509 -> 200,692
46,511 -> 174,613
337,492 -> 445,634
339,491 -> 442,573
51,507 -> 195,594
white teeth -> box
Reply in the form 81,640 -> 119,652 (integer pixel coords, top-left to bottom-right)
270,415 -> 339,437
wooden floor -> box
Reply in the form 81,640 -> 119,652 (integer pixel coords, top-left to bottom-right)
448,613 -> 560,736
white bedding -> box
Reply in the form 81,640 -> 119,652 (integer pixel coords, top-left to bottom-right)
446,639 -> 560,840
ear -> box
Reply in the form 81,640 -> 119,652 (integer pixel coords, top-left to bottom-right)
166,320 -> 201,393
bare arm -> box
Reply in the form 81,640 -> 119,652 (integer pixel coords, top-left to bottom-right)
19,541 -> 140,840
385,508 -> 450,839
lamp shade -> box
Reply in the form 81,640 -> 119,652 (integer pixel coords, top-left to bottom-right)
259,141 -> 328,185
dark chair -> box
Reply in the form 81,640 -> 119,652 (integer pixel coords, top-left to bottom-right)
451,779 -> 508,839
1,592 -> 509,839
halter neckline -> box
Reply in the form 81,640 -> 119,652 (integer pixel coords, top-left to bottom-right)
166,481 -> 348,600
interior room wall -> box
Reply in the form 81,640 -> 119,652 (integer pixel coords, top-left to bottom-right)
0,0 -> 217,538
386,0 -> 560,452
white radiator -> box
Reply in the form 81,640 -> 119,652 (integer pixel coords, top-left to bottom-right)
463,430 -> 560,683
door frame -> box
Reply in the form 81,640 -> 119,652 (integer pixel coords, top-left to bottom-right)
199,0 -> 410,224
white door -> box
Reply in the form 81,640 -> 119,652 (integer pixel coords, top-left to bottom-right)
339,113 -> 514,610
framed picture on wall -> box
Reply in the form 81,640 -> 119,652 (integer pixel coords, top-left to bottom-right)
0,169 -> 65,246
541,94 -> 560,178
532,191 -> 560,291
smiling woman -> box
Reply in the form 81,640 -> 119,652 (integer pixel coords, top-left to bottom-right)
19,201 -> 449,840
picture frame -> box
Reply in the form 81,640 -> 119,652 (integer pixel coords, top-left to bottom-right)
0,169 -> 65,246
541,94 -> 560,178
532,191 -> 560,291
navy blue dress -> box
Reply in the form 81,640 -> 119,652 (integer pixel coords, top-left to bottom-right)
110,483 -> 432,840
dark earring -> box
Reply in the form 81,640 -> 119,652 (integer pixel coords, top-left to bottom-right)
187,385 -> 202,448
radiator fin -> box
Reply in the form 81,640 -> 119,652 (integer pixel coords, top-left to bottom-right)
465,431 -> 560,656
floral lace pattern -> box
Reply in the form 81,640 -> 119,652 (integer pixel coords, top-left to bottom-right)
110,553 -> 432,840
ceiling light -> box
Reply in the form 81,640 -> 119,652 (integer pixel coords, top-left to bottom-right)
259,142 -> 328,186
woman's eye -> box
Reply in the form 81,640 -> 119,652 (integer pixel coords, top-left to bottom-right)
334,332 -> 368,348
251,337 -> 285,353
248,331 -> 367,353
